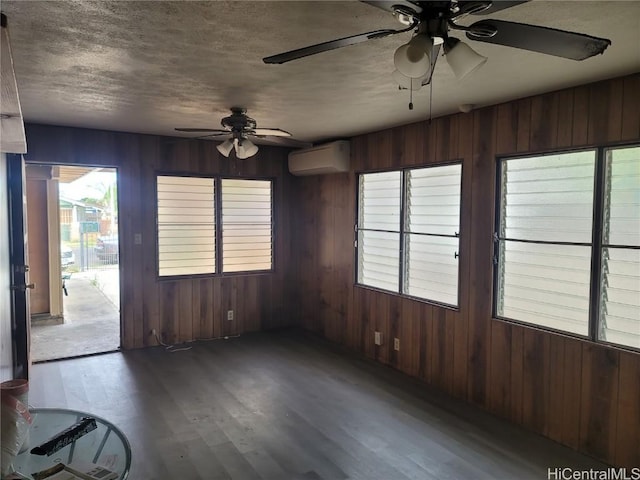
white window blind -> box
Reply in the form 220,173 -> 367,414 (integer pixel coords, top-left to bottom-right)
599,146 -> 640,348
221,179 -> 273,273
405,165 -> 461,306
496,151 -> 596,336
357,171 -> 401,292
356,165 -> 462,305
157,176 -> 216,276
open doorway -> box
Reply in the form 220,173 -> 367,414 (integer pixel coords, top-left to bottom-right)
27,165 -> 120,362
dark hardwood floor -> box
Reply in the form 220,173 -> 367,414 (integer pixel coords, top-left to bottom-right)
29,329 -> 607,479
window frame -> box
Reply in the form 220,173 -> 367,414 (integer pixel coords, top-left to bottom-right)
493,143 -> 640,352
155,172 -> 276,279
220,176 -> 275,275
355,160 -> 463,309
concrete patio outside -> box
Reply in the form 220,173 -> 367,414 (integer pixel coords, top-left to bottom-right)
31,268 -> 120,362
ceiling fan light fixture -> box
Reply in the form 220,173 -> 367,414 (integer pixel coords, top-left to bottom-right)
392,69 -> 425,91
216,138 -> 234,157
444,38 -> 487,80
394,34 -> 433,78
235,138 -> 259,159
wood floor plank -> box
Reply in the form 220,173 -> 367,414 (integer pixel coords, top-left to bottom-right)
29,330 -> 608,480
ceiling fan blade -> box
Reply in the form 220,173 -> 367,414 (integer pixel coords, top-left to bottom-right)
253,128 -> 291,137
466,20 -> 611,60
165,132 -> 231,145
361,1 -> 422,16
263,28 -> 409,64
461,1 -> 529,15
174,128 -> 228,133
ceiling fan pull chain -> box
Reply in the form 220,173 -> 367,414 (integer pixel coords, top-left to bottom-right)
409,82 -> 414,110
429,79 -> 433,125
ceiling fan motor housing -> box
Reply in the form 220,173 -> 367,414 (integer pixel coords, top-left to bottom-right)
221,107 -> 257,134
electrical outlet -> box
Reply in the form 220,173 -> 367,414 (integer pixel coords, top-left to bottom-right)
374,331 -> 382,346
227,310 -> 234,321
394,338 -> 400,351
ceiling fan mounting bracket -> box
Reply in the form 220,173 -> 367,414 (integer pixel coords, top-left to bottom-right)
222,107 -> 257,132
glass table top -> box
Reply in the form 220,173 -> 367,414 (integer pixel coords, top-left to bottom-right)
10,408 -> 131,480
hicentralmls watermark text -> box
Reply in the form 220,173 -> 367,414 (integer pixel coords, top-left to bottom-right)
548,468 -> 640,480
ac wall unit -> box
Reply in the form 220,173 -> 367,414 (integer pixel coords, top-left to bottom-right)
288,140 -> 350,176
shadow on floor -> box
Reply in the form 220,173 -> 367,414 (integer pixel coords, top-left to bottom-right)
31,272 -> 120,362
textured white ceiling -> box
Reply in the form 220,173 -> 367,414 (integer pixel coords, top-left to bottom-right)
2,1 -> 639,144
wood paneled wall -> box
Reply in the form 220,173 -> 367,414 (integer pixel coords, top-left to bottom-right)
291,74 -> 640,467
23,125 -> 295,349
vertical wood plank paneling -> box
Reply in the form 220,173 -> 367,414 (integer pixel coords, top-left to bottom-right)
212,278 -> 223,339
562,338 -> 583,450
621,75 -> 640,140
351,287 -> 364,353
556,89 -> 574,148
606,78 -> 624,142
588,78 -> 624,145
547,335 -> 566,443
442,309 -> 456,395
587,81 -> 611,145
141,138 -> 159,346
495,103 -> 518,154
509,324 -> 524,425
179,281 -> 193,343
572,85 -> 590,145
190,280 -> 203,341
580,345 -> 619,462
452,109 -> 473,399
131,138 -> 147,347
430,307 -> 446,388
337,171 -> 354,345
159,282 -> 178,345
530,93 -> 558,151
388,295 -> 401,369
616,352 -> 640,468
424,120 -> 437,164
398,298 -> 414,376
404,122 -> 425,165
197,278 -> 214,339
516,98 -> 531,152
522,329 -> 550,436
431,307 -> 454,394
447,114 -> 460,161
467,106 -> 496,407
417,302 -> 431,382
488,321 -> 511,417
376,293 -> 390,364
435,117 -> 451,161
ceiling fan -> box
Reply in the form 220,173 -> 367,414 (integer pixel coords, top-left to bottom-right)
175,107 -> 293,159
263,0 -> 611,88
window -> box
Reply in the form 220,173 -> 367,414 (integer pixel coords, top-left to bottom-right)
599,147 -> 640,348
495,146 -> 639,349
221,179 -> 272,273
156,176 -> 273,277
157,176 -> 216,276
356,163 -> 462,307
